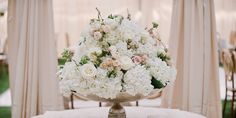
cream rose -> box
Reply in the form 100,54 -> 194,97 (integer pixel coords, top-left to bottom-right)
87,47 -> 102,60
80,63 -> 97,79
118,56 -> 134,70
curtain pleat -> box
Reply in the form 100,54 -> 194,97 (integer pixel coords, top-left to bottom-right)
8,0 -> 64,118
161,0 -> 222,118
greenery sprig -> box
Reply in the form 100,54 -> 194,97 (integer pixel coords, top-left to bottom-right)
107,70 -> 117,78
79,56 -> 90,65
61,49 -> 73,62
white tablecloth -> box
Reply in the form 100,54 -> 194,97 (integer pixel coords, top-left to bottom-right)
33,107 -> 206,118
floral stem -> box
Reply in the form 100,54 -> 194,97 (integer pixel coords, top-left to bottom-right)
127,9 -> 131,20
96,7 -> 103,20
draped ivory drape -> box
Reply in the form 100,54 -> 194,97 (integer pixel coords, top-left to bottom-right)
161,0 -> 222,118
7,0 -> 64,118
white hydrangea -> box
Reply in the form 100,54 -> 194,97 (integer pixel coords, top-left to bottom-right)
103,30 -> 120,45
118,19 -> 145,42
115,41 -> 133,57
59,80 -> 72,97
104,18 -> 119,29
147,58 -> 176,85
123,65 -> 153,96
118,56 -> 134,70
137,43 -> 157,56
59,62 -> 80,80
59,78 -> 95,97
73,78 -> 95,95
90,68 -> 123,99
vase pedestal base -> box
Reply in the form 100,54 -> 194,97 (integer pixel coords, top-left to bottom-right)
108,102 -> 126,118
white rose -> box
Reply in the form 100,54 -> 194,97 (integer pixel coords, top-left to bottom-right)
80,63 -> 97,79
87,47 -> 102,60
93,31 -> 102,40
118,56 -> 134,70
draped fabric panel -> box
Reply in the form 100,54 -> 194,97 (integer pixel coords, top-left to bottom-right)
161,0 -> 222,118
7,0 -> 64,118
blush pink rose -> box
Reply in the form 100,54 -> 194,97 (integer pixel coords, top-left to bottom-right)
93,31 -> 102,40
132,55 -> 142,64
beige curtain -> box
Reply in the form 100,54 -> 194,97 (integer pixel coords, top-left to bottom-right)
161,0 -> 222,118
7,0 -> 64,118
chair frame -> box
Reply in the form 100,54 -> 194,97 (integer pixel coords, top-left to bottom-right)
223,50 -> 236,118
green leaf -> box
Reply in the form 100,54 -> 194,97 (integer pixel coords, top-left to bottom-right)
152,22 -> 159,28
58,58 -> 67,65
93,58 -> 102,67
79,56 -> 90,65
108,14 -> 114,19
151,77 -> 164,89
157,53 -> 170,62
99,50 -> 110,57
107,70 -> 117,78
61,49 -> 73,62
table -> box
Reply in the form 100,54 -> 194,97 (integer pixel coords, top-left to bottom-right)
33,107 -> 206,118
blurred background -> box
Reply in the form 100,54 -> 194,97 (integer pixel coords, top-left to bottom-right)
0,0 -> 236,118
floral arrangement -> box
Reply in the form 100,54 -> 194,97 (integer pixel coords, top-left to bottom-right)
58,11 -> 176,99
